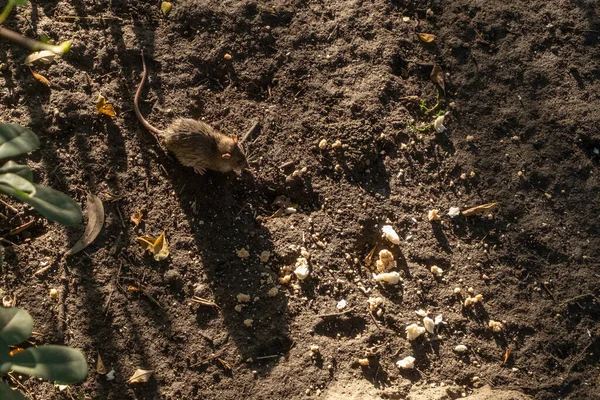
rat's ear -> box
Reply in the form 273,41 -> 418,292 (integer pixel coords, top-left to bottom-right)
231,134 -> 238,143
222,153 -> 231,160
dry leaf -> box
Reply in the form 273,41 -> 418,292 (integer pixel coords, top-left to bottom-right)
66,193 -> 104,255
161,1 -> 172,15
31,70 -> 50,87
96,94 -> 116,117
153,231 -> 169,261
503,348 -> 511,364
136,231 -> 169,261
24,50 -> 56,66
418,33 -> 436,43
131,209 -> 143,226
127,369 -> 153,384
97,354 -> 106,375
9,347 -> 24,356
127,286 -> 140,292
430,64 -> 445,93
137,236 -> 156,252
9,219 -> 34,235
462,202 -> 499,216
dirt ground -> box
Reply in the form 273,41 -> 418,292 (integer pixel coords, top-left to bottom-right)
0,0 -> 598,399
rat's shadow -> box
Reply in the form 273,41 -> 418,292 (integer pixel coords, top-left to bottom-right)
170,168 -> 291,367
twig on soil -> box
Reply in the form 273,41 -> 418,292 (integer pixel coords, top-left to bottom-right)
0,198 -> 18,213
33,263 -> 54,276
559,292 -> 600,306
541,282 -> 557,303
368,310 -> 381,330
317,307 -> 354,318
241,119 -> 261,143
115,205 -> 126,229
255,354 -> 281,360
278,160 -> 295,169
7,372 -> 33,399
55,15 -> 123,21
565,337 -> 597,377
103,289 -> 114,321
191,296 -> 221,310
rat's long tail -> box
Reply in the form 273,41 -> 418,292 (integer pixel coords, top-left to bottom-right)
133,50 -> 163,137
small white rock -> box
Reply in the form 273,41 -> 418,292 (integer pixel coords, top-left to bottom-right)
381,225 -> 400,245
454,345 -> 468,353
336,299 -> 347,309
396,356 -> 416,369
406,324 -> 426,341
373,271 -> 401,285
267,287 -> 279,297
318,139 -> 328,150
259,251 -> 271,263
106,369 -> 116,381
448,207 -> 461,217
430,266 -> 443,277
434,314 -> 443,325
244,319 -> 254,327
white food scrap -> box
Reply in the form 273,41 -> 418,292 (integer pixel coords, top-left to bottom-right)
489,320 -> 503,333
236,248 -> 250,258
294,257 -> 310,280
367,297 -> 383,312
428,209 -> 441,221
259,251 -> 271,263
376,249 -> 396,272
423,317 -> 435,334
237,293 -> 251,303
396,356 -> 416,369
381,225 -> 400,244
373,271 -> 401,285
406,324 -> 426,341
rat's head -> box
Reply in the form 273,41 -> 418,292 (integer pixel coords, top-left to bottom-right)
219,134 -> 249,172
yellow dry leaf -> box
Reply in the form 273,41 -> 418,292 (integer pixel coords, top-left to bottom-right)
96,94 -> 116,117
131,209 -> 143,226
97,353 -> 106,375
418,33 -> 436,43
462,202 -> 499,216
161,1 -> 172,15
137,232 -> 169,260
31,70 -> 50,87
127,285 -> 140,292
137,236 -> 156,252
127,369 -> 153,384
153,231 -> 169,261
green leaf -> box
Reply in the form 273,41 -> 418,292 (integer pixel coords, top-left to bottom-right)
0,124 -> 40,159
0,381 -> 28,400
0,308 -> 33,346
0,161 -> 33,181
0,173 -> 35,195
10,345 -> 88,384
0,338 -> 12,375
0,174 -> 82,226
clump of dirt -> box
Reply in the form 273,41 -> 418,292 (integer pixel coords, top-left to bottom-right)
0,0 -> 598,399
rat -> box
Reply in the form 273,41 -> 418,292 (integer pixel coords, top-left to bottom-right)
133,51 -> 249,175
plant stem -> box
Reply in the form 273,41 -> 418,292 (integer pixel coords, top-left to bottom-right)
0,26 -> 71,54
0,3 -> 15,26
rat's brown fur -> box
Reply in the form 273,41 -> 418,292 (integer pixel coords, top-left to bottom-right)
133,51 -> 248,174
